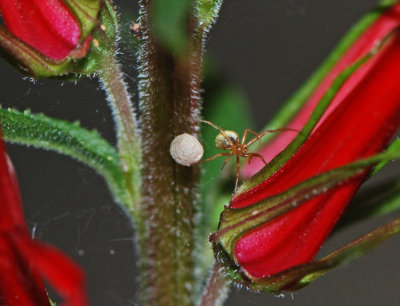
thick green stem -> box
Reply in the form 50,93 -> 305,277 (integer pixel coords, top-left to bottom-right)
136,1 -> 205,304
98,54 -> 141,210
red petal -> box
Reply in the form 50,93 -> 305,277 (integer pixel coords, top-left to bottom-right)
232,33 -> 400,278
0,138 -> 87,305
0,231 -> 51,306
242,4 -> 400,177
0,0 -> 81,60
11,234 -> 88,306
0,140 -> 26,230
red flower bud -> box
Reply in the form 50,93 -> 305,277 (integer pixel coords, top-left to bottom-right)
0,0 -> 111,77
0,0 -> 83,61
213,3 -> 400,284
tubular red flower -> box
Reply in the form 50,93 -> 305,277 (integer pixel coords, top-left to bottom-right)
242,3 -> 400,178
229,10 -> 400,278
0,138 -> 87,305
0,0 -> 81,61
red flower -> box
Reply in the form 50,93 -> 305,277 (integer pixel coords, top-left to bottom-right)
0,137 -> 87,305
214,3 -> 400,281
0,0 -> 81,61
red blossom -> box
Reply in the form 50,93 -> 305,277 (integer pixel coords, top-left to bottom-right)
0,138 -> 87,305
226,5 -> 400,279
0,0 -> 81,61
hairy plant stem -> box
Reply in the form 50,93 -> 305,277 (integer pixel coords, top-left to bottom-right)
199,262 -> 230,306
136,1 -> 205,304
98,53 -> 141,211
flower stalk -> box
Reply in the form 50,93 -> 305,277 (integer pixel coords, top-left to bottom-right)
136,0 -> 207,303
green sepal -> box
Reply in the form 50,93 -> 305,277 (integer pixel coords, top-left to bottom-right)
0,108 -> 130,207
73,0 -> 119,76
212,148 -> 400,292
65,0 -> 102,40
371,137 -> 400,176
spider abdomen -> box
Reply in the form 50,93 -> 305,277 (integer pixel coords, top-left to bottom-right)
216,130 -> 239,150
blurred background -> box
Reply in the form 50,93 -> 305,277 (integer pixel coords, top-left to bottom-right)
1,0 -> 400,305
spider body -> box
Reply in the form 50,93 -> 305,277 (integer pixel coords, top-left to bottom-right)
215,130 -> 239,150
200,120 -> 297,189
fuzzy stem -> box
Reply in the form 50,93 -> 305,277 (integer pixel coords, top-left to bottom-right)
98,53 -> 141,210
199,262 -> 230,306
136,1 -> 206,304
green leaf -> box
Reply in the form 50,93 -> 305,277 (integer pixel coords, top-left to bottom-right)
0,108 -> 130,207
257,0 -> 397,147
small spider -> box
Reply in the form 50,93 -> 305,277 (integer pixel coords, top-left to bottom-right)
199,120 -> 297,189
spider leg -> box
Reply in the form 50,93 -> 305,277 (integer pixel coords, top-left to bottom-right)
247,152 -> 267,166
246,128 -> 299,146
201,120 -> 235,146
235,155 -> 240,190
196,152 -> 229,164
220,152 -> 233,170
201,120 -> 225,134
241,128 -> 260,145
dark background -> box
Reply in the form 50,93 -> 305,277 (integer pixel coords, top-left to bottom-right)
1,0 -> 400,305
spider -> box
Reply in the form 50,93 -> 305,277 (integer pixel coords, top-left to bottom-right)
199,120 -> 297,189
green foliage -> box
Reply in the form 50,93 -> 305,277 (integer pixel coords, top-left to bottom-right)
0,108 -> 130,207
